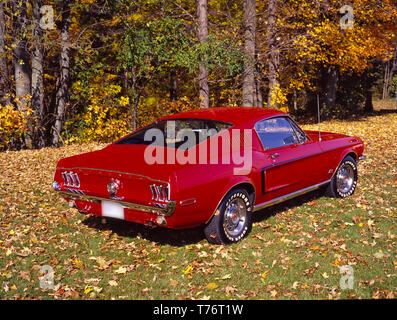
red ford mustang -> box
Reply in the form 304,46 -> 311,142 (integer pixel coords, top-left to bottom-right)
53,107 -> 364,244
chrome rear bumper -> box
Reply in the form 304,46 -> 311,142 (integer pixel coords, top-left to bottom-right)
56,190 -> 176,216
359,155 -> 366,161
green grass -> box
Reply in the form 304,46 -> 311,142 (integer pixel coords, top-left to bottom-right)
0,113 -> 396,300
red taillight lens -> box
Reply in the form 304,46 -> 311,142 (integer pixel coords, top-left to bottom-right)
150,184 -> 169,202
61,171 -> 80,188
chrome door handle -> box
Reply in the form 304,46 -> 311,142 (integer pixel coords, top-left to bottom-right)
269,153 -> 280,160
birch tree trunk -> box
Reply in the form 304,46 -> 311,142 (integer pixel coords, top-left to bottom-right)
13,1 -> 32,148
242,0 -> 256,107
53,1 -> 71,146
382,44 -> 397,100
267,0 -> 279,109
197,0 -> 209,109
32,0 -> 45,147
0,1 -> 8,104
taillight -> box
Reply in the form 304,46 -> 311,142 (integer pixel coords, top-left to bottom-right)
150,184 -> 169,202
61,171 -> 80,188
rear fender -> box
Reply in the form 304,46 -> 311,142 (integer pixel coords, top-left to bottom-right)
204,179 -> 256,224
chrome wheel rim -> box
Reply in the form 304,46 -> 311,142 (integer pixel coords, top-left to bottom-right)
223,198 -> 247,237
336,163 -> 354,194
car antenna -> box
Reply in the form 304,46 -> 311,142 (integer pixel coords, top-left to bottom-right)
317,94 -> 322,142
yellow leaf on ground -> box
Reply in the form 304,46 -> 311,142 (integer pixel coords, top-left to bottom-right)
206,282 -> 218,290
114,266 -> 127,274
182,266 -> 192,275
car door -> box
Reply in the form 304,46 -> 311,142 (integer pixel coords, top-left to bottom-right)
254,116 -> 325,202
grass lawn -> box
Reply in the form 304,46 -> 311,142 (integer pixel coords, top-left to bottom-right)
0,111 -> 396,300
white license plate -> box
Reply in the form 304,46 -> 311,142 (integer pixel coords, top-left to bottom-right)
101,201 -> 125,220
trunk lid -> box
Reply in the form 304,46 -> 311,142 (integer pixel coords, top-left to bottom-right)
56,144 -> 179,205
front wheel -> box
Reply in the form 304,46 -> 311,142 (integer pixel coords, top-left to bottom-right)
326,156 -> 358,198
204,189 -> 252,244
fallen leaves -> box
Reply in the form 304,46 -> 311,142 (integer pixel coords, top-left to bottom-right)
108,280 -> 118,287
0,114 -> 396,300
90,256 -> 112,270
182,265 -> 192,275
206,282 -> 218,290
114,266 -> 127,274
225,285 -> 238,294
169,278 -> 178,288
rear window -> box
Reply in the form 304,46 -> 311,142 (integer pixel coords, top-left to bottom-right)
115,119 -> 233,149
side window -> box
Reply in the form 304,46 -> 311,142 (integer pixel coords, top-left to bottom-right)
255,117 -> 299,150
287,118 -> 307,144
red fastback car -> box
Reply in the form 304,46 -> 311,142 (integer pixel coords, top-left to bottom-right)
53,107 -> 364,244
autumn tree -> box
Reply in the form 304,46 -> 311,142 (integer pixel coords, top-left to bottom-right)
383,43 -> 397,99
53,0 -> 71,147
197,0 -> 210,108
0,0 -> 396,150
266,0 -> 279,109
0,1 -> 8,104
242,0 -> 256,107
13,0 -> 32,147
31,0 -> 45,147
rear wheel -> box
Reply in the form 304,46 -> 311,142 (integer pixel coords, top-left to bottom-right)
326,156 -> 358,198
204,189 -> 252,244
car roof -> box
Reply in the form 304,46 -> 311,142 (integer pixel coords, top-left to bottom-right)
160,107 -> 287,126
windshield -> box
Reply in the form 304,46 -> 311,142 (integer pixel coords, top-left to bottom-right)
115,118 -> 233,149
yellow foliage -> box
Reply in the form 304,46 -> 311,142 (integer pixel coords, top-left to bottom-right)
138,98 -> 198,129
0,105 -> 28,149
119,96 -> 130,107
269,83 -> 288,109
68,70 -> 198,144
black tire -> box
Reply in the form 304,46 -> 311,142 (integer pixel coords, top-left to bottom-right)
204,188 -> 253,244
326,155 -> 358,198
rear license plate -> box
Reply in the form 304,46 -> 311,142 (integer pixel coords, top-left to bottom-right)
101,201 -> 125,220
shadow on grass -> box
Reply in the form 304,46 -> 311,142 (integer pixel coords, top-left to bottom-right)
81,188 -> 327,246
82,214 -> 205,246
252,188 -> 326,224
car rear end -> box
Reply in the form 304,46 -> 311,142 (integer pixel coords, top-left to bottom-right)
53,151 -> 178,228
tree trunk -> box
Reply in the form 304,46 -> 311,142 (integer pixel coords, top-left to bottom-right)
256,77 -> 263,107
364,89 -> 373,112
325,65 -> 338,108
13,1 -> 32,148
170,69 -> 178,102
0,1 -> 9,104
242,0 -> 256,107
267,0 -> 279,109
196,0 -> 209,108
53,1 -> 71,147
293,89 -> 297,111
382,61 -> 390,100
32,0 -> 45,148
382,44 -> 396,100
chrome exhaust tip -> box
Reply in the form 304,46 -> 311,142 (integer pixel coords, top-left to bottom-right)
156,215 -> 167,226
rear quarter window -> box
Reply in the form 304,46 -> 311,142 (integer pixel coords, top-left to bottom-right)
254,117 -> 299,150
